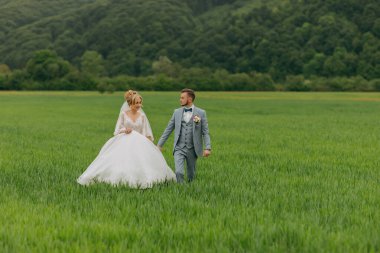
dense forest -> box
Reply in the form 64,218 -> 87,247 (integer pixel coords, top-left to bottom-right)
0,0 -> 379,91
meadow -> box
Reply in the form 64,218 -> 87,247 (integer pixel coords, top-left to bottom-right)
0,91 -> 379,252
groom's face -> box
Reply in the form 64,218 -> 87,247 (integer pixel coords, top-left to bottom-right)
180,92 -> 191,106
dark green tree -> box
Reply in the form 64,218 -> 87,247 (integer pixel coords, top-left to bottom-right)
80,50 -> 105,77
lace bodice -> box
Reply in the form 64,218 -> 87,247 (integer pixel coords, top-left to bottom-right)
114,111 -> 154,140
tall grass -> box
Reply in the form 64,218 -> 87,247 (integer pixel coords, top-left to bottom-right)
0,91 -> 379,252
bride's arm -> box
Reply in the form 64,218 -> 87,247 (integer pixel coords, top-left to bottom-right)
113,112 -> 127,135
142,115 -> 154,141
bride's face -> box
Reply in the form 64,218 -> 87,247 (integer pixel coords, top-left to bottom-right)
132,97 -> 142,110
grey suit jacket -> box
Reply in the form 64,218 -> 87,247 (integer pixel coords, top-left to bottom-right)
157,106 -> 211,157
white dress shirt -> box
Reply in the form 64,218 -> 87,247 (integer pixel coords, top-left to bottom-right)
183,105 -> 194,123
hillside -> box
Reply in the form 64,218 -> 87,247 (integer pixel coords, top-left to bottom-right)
0,0 -> 379,80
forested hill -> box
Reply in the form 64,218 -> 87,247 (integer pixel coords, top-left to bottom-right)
0,0 -> 379,81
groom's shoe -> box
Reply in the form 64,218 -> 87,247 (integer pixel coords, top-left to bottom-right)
176,173 -> 184,183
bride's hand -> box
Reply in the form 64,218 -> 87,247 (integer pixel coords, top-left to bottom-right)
125,128 -> 133,134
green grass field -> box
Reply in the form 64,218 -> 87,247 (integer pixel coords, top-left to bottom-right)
0,91 -> 379,252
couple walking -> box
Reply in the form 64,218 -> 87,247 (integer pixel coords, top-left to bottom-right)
77,89 -> 211,188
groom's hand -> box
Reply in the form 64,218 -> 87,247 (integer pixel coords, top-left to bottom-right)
203,149 -> 211,157
157,145 -> 163,152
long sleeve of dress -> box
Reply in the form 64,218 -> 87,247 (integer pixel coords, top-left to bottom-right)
141,115 -> 154,141
113,112 -> 127,136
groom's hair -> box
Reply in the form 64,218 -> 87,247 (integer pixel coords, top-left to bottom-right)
181,88 -> 195,101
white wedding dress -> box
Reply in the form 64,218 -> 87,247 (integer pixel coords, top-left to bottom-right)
77,110 -> 176,188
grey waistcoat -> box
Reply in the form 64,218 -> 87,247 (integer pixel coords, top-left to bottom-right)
176,119 -> 194,149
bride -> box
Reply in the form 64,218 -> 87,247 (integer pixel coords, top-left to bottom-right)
77,90 -> 176,188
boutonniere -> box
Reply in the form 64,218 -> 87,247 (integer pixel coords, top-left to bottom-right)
193,115 -> 201,124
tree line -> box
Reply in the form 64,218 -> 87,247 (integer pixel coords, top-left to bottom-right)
0,50 -> 379,91
0,0 -> 379,91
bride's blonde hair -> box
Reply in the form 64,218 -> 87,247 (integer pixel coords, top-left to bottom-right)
124,90 -> 136,105
124,90 -> 142,107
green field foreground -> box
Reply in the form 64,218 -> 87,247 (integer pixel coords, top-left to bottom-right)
0,91 -> 379,252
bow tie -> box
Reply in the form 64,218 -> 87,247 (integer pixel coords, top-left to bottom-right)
184,108 -> 192,112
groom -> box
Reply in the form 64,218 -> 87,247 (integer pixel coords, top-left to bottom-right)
157,88 -> 211,183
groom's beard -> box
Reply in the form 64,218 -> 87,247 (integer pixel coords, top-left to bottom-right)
182,100 -> 193,107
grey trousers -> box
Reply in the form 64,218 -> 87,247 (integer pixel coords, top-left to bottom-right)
174,147 -> 197,183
